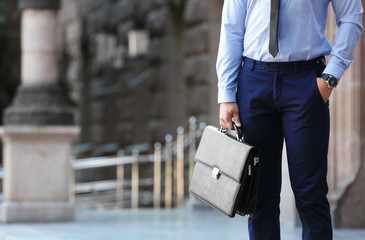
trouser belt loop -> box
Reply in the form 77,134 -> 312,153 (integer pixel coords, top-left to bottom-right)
251,60 -> 256,71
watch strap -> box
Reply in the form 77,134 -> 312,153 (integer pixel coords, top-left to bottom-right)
321,73 -> 339,88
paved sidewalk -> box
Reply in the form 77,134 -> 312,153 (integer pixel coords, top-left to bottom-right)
0,207 -> 364,240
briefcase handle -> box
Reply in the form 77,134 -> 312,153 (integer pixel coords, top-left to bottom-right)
233,122 -> 244,142
220,121 -> 245,142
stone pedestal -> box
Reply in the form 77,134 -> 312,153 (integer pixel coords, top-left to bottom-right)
0,126 -> 79,222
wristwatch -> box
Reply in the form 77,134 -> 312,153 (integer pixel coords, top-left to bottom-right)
320,73 -> 339,88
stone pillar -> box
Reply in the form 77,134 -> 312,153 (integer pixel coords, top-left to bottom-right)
4,0 -> 73,125
0,0 -> 79,222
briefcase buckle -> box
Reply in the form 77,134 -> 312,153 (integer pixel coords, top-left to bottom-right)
212,167 -> 221,180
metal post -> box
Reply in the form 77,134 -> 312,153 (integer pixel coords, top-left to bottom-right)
153,142 -> 162,209
68,156 -> 76,205
116,149 -> 125,208
176,127 -> 185,207
188,117 -> 197,199
131,149 -> 139,209
164,134 -> 173,209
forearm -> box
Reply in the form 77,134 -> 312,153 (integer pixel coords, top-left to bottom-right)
216,43 -> 243,103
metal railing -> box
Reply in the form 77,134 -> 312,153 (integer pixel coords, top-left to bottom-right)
69,117 -> 206,209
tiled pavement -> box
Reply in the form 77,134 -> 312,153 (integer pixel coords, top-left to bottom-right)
0,207 -> 364,240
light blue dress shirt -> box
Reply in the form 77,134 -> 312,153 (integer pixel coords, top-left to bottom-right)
216,0 -> 363,103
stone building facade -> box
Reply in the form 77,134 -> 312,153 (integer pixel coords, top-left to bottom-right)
59,0 -> 222,156
57,0 -> 365,227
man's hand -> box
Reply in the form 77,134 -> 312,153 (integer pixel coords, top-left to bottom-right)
316,78 -> 333,103
219,102 -> 241,130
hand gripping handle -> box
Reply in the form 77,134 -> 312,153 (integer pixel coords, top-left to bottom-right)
232,121 -> 244,142
219,121 -> 245,142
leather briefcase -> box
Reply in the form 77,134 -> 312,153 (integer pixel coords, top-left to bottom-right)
189,124 -> 260,218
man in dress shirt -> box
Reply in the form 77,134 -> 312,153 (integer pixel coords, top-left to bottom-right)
216,0 -> 363,239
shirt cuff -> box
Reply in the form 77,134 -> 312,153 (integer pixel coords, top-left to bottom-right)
322,56 -> 346,80
218,88 -> 236,103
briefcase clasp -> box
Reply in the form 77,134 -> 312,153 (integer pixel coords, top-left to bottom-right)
212,167 -> 221,180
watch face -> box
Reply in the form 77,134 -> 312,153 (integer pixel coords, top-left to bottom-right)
328,77 -> 338,88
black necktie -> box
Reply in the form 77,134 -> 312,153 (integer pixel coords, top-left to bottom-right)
269,0 -> 280,57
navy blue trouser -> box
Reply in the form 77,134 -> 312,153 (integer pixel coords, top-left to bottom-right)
236,58 -> 333,240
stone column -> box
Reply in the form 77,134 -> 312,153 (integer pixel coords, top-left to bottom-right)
0,0 -> 79,222
4,0 -> 73,125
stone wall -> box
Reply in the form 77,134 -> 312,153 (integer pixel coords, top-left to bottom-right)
59,0 -> 222,156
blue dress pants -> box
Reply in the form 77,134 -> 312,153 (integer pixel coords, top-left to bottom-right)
236,58 -> 333,240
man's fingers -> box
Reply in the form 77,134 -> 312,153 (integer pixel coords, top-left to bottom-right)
226,119 -> 233,130
220,117 -> 233,129
233,112 -> 241,127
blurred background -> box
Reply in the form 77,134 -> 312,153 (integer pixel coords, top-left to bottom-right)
0,0 -> 364,238
60,0 -> 221,154
0,0 -> 20,130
